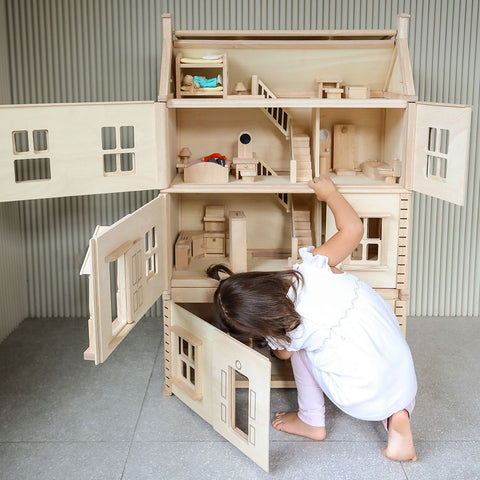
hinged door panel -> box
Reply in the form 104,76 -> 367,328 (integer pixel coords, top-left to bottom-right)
411,102 -> 472,205
84,194 -> 168,364
169,303 -> 271,472
211,328 -> 271,472
0,102 -> 165,202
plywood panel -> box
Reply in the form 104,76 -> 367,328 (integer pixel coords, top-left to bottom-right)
0,102 -> 160,202
176,47 -> 393,96
179,194 -> 293,251
177,108 -> 290,172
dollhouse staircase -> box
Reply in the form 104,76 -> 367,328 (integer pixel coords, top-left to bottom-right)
257,158 -> 278,177
288,198 -> 313,265
254,76 -> 292,139
291,199 -> 313,248
254,76 -> 313,182
291,133 -> 313,182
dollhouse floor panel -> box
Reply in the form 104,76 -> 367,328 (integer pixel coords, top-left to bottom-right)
1,316 -> 479,479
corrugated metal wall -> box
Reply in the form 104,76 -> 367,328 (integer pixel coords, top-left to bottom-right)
0,202 -> 27,341
0,0 -> 25,341
2,0 -> 479,322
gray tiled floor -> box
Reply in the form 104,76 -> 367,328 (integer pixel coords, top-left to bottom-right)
1,316 -> 479,480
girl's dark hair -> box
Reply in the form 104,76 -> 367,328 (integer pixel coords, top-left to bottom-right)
206,264 -> 303,344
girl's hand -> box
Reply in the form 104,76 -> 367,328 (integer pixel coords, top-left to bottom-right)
308,176 -> 338,202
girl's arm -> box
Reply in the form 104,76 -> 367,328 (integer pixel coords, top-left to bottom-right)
308,176 -> 364,267
273,349 -> 293,360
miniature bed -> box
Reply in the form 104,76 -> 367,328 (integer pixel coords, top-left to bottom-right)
183,160 -> 230,183
176,53 -> 228,98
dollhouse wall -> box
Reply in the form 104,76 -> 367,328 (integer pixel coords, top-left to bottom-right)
1,0 -> 479,343
177,109 -> 290,172
179,194 -> 294,251
176,47 -> 393,97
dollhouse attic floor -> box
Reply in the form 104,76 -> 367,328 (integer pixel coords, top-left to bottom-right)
1,315 -> 479,480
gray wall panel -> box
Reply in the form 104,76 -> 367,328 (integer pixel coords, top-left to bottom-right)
2,0 -> 479,320
0,0 -> 22,341
0,202 -> 26,341
0,0 -> 11,104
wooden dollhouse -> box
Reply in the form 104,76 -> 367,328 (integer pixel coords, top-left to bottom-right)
0,13 -> 472,471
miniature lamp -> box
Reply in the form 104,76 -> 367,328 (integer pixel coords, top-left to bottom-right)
179,147 -> 192,164
234,82 -> 248,95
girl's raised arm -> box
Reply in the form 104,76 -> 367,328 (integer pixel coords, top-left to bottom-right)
308,176 -> 363,268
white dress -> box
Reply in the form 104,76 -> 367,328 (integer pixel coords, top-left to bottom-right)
268,247 -> 417,421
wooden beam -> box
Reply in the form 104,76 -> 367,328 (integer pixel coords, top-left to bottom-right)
174,28 -> 397,40
174,39 -> 395,49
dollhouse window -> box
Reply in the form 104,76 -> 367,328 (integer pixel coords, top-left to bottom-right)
426,155 -> 447,181
232,368 -> 251,442
12,130 -> 51,182
426,127 -> 449,182
13,131 -> 29,153
14,158 -> 51,182
171,326 -> 202,401
33,130 -> 49,152
144,227 -> 158,279
101,126 -> 135,176
349,216 -> 384,266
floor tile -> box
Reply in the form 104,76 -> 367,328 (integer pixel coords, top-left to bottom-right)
0,317 -> 162,442
407,317 -> 480,442
123,440 -> 407,480
402,441 -> 480,480
133,387 -> 226,442
0,317 -> 162,396
0,441 -> 129,480
1,316 -> 480,479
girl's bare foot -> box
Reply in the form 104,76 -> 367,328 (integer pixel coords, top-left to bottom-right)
272,412 -> 326,440
382,409 -> 417,462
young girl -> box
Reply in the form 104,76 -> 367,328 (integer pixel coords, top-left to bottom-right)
207,176 -> 417,462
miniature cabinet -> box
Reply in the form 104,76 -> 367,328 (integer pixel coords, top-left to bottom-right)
0,14 -> 472,472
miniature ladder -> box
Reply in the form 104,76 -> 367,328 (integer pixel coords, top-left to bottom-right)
291,133 -> 313,182
253,76 -> 292,139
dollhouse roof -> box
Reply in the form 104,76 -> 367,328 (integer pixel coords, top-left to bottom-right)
165,13 -> 415,101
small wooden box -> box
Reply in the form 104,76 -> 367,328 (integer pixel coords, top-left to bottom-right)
204,232 -> 225,255
175,230 -> 204,270
345,86 -> 370,99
